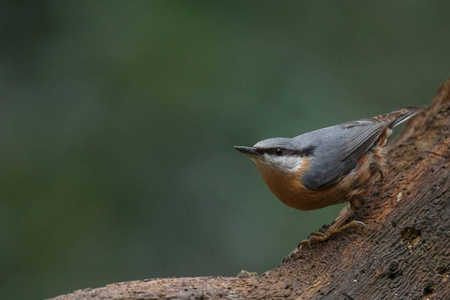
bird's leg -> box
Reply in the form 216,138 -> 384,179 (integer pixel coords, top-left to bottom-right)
298,198 -> 366,248
378,169 -> 384,182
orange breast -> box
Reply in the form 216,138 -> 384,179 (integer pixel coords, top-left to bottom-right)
257,152 -> 381,211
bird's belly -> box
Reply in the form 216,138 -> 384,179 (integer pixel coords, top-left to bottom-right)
263,175 -> 345,211
260,152 -> 380,211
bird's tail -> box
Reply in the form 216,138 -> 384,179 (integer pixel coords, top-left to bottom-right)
389,106 -> 426,128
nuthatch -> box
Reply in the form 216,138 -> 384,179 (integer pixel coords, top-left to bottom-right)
234,106 -> 425,246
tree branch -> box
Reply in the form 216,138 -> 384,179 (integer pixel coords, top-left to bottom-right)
51,80 -> 450,300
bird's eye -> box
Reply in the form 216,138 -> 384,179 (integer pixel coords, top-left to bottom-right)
275,148 -> 283,156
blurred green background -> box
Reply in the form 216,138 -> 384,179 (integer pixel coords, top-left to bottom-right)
1,1 -> 449,299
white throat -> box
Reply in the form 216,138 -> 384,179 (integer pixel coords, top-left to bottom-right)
252,154 -> 303,175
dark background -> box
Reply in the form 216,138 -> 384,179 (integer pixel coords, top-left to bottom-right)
1,1 -> 449,299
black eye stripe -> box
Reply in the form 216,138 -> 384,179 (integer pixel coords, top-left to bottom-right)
260,146 -> 316,157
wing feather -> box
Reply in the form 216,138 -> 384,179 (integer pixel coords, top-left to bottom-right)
301,109 -> 412,190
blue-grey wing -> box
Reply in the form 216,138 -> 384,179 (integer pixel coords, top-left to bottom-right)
287,106 -> 424,191
300,122 -> 384,191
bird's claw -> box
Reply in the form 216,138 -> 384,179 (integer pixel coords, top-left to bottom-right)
297,220 -> 367,249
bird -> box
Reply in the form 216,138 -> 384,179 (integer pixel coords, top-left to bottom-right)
234,106 -> 425,246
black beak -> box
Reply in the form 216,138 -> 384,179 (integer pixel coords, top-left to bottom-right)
234,146 -> 261,156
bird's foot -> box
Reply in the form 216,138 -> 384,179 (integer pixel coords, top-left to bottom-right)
298,220 -> 366,249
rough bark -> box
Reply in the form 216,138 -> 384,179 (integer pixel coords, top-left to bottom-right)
51,80 -> 450,300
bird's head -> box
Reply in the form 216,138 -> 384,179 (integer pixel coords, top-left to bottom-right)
234,138 -> 308,175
